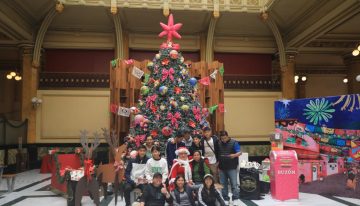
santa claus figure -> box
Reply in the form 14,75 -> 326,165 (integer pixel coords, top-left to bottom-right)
169,147 -> 193,190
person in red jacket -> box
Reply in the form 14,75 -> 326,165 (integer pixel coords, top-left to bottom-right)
169,147 -> 193,190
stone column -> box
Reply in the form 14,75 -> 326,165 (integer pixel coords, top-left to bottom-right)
19,44 -> 37,143
280,51 -> 297,99
345,55 -> 360,94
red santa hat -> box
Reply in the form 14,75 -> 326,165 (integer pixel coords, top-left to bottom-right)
175,147 -> 190,155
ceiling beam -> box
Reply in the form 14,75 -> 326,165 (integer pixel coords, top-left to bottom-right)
0,10 -> 33,41
286,0 -> 360,48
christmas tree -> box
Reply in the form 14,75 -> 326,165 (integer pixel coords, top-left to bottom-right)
131,14 -> 209,151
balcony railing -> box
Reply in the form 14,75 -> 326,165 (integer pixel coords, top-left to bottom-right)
39,72 -> 110,89
39,72 -> 280,90
223,74 -> 281,90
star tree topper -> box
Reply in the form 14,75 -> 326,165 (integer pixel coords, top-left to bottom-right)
159,14 -> 182,42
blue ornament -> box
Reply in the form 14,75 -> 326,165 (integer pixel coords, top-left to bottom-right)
159,86 -> 168,95
189,77 -> 197,86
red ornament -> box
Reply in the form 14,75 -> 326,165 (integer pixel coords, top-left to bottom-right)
170,50 -> 178,59
162,58 -> 170,65
151,105 -> 157,113
151,130 -> 158,137
202,108 -> 208,113
174,87 -> 182,94
188,121 -> 196,128
162,126 -> 173,136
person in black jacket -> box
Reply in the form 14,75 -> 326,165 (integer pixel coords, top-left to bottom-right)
124,145 -> 149,206
189,134 -> 202,156
140,173 -> 172,206
198,174 -> 226,206
170,175 -> 196,206
201,127 -> 220,183
217,130 -> 242,204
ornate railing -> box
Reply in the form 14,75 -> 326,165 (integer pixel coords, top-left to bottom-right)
223,74 -> 281,90
39,72 -> 110,89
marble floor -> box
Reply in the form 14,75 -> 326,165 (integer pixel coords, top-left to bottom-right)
0,170 -> 359,206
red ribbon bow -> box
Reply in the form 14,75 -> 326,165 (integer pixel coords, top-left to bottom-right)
160,42 -> 180,50
84,159 -> 93,182
114,160 -> 124,172
125,59 -> 134,65
167,112 -> 181,128
192,106 -> 201,122
60,167 -> 72,177
134,135 -> 145,147
162,68 -> 175,81
146,94 -> 157,108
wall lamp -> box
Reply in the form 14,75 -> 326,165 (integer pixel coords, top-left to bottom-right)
294,75 -> 307,83
31,97 -> 42,109
6,71 -> 22,81
352,45 -> 360,56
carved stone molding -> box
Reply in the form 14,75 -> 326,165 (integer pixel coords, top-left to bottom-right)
60,0 -> 268,13
128,33 -> 200,51
214,35 -> 276,53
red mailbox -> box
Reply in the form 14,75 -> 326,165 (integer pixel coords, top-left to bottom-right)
270,150 -> 299,201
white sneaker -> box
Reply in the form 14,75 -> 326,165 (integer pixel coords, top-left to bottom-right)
233,199 -> 242,206
224,200 -> 229,205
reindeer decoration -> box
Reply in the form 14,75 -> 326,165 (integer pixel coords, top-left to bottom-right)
67,130 -> 101,206
96,128 -> 127,205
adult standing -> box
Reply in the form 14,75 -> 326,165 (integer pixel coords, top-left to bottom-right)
201,127 -> 219,183
217,130 -> 242,205
166,131 -> 185,169
183,129 -> 193,149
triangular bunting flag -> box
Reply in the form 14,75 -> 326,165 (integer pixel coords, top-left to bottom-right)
210,69 -> 218,80
111,59 -> 117,68
110,104 -> 118,114
218,103 -> 225,113
199,76 -> 210,86
132,66 -> 144,79
219,66 -> 224,76
209,105 -> 218,114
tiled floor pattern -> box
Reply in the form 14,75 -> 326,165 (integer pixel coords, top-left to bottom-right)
0,170 -> 359,206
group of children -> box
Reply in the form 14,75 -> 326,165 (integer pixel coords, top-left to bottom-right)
124,127 -> 242,206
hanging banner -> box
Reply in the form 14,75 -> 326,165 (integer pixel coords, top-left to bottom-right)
132,66 -> 144,79
118,107 -> 131,117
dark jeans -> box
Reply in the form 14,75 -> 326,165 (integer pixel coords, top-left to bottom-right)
124,182 -> 145,206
